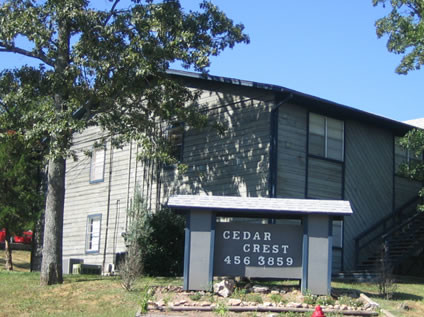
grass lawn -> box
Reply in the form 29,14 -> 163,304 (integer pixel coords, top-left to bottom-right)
333,279 -> 424,317
0,251 -> 180,317
1,251 -> 424,316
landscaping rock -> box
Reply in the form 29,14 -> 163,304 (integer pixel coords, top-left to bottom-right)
172,300 -> 187,306
228,298 -> 242,306
252,285 -> 269,293
155,299 -> 165,307
213,279 -> 235,298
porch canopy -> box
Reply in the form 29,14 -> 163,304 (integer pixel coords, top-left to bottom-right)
167,195 -> 353,217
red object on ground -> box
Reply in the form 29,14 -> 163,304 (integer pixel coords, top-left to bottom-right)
311,305 -> 326,317
0,229 -> 5,243
13,231 -> 33,244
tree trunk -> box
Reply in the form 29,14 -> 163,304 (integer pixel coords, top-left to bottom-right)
4,233 -> 13,271
31,210 -> 44,272
39,14 -> 70,286
40,157 -> 65,285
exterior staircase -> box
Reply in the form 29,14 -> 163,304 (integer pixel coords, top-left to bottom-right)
356,210 -> 424,273
335,197 -> 423,281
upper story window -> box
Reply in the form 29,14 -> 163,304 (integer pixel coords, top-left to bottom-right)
90,145 -> 105,183
395,136 -> 423,174
166,124 -> 184,162
309,113 -> 344,161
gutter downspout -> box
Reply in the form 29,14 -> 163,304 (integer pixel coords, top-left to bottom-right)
269,94 -> 293,198
102,141 -> 114,273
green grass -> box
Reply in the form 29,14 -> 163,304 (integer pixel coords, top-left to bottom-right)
0,250 -> 31,272
0,257 -> 181,317
333,279 -> 424,317
2,252 -> 424,316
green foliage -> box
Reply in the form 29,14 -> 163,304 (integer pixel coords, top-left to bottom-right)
231,287 -> 247,301
303,290 -> 318,305
397,129 -> 424,211
123,188 -> 185,277
270,293 -> 284,305
337,295 -> 363,308
119,190 -> 150,290
0,132 -> 43,235
139,284 -> 155,314
373,0 -> 424,74
245,293 -> 263,304
141,207 -> 185,277
213,302 -> 229,316
0,0 -> 249,161
0,0 -> 248,284
316,295 -> 335,306
189,292 -> 202,301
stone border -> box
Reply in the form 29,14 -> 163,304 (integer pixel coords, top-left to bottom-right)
147,305 -> 379,316
142,284 -> 380,316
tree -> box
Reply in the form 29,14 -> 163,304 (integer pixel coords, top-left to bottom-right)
0,131 -> 43,270
398,128 -> 424,211
373,0 -> 424,74
373,1 -> 424,210
0,68 -> 48,271
0,0 -> 248,285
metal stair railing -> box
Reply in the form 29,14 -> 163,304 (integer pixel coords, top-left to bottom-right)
354,196 -> 421,268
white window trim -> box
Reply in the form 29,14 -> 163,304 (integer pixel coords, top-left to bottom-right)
86,214 -> 102,253
89,145 -> 106,183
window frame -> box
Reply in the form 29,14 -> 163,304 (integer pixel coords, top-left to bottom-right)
85,214 -> 102,254
89,145 -> 106,183
308,113 -> 345,162
165,123 -> 184,163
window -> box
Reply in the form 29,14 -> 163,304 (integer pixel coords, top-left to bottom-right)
309,113 -> 344,161
332,220 -> 343,248
86,214 -> 101,253
90,145 -> 105,183
166,124 -> 184,162
395,136 -> 423,173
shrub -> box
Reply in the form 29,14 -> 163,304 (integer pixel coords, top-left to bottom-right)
141,208 -> 185,276
119,190 -> 150,290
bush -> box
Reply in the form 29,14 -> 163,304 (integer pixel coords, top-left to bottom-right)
141,208 -> 185,277
119,190 -> 149,290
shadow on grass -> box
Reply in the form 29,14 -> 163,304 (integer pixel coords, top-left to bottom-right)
0,261 -> 31,271
333,286 -> 423,302
64,275 -> 117,283
390,292 -> 423,301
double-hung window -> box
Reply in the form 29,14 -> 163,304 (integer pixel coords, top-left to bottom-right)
309,113 -> 344,161
166,124 -> 184,162
90,145 -> 105,183
86,214 -> 101,253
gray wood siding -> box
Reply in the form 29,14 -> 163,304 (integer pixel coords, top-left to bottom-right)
394,176 -> 422,209
63,83 -> 274,270
63,126 -> 144,269
343,121 -> 394,270
276,103 -> 307,198
307,158 -> 343,199
164,85 -> 273,199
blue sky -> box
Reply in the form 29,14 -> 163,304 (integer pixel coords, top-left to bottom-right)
1,1 -> 422,122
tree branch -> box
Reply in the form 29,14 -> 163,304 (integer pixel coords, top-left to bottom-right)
0,41 -> 54,67
103,0 -> 121,26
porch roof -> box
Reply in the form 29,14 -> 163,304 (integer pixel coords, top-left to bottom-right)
167,195 -> 353,216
